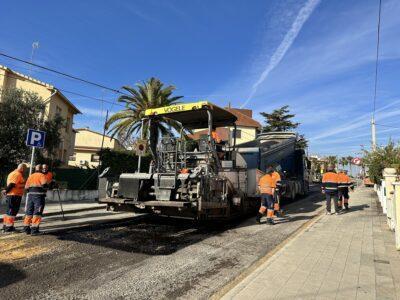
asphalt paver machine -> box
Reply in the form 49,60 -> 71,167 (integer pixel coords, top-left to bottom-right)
100,101 -> 260,220
100,101 -> 310,220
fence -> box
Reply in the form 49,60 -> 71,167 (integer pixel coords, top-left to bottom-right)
379,168 -> 400,250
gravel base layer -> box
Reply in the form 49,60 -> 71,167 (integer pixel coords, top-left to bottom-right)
1,185 -> 324,300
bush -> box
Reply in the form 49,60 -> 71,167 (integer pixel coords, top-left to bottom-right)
363,141 -> 400,184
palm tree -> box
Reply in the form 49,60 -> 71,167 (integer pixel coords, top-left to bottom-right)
339,157 -> 348,170
326,156 -> 338,168
106,77 -> 183,157
347,156 -> 354,176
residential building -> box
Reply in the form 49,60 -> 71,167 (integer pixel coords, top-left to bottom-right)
190,107 -> 262,145
0,65 -> 81,164
69,128 -> 125,167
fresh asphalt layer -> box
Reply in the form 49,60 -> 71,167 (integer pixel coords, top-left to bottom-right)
0,185 -> 325,300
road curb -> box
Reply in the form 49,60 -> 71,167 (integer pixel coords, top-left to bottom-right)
0,205 -> 107,222
211,205 -> 326,300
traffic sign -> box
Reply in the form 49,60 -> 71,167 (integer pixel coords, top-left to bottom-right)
26,129 -> 46,148
352,157 -> 362,165
135,139 -> 148,156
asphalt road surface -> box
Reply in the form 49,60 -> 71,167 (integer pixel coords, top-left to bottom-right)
1,186 -> 324,300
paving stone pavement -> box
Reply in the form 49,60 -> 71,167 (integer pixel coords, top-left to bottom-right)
222,186 -> 400,300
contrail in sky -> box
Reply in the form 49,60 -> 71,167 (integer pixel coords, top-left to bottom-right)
241,0 -> 321,108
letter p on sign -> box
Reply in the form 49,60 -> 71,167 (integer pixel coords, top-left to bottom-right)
26,129 -> 46,148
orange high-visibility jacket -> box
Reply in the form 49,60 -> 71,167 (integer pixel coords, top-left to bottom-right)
337,172 -> 351,188
6,169 -> 25,196
259,174 -> 276,195
272,171 -> 281,185
322,172 -> 339,191
25,172 -> 47,194
43,171 -> 53,184
211,131 -> 222,143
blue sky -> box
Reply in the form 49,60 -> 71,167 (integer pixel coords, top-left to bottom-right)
1,0 -> 399,157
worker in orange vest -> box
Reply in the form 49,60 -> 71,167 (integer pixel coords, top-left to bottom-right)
23,165 -> 48,235
211,129 -> 222,144
321,164 -> 339,215
257,167 -> 276,225
271,167 -> 282,217
1,163 -> 27,233
211,127 -> 224,159
337,170 -> 352,211
42,164 -> 55,188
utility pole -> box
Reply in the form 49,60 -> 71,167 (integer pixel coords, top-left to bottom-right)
371,117 -> 377,151
371,0 -> 382,152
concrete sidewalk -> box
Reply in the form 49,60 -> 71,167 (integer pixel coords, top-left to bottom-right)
222,186 -> 400,299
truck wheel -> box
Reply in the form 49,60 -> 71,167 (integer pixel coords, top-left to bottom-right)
304,182 -> 309,195
291,188 -> 296,200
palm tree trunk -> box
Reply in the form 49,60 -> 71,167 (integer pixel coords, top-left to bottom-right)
149,121 -> 159,160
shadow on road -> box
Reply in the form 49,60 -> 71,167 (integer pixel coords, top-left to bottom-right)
48,189 -> 324,256
0,262 -> 26,288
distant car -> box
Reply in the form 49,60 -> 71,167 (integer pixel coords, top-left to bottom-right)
363,177 -> 374,187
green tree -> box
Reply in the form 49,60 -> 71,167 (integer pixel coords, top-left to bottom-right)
36,114 -> 66,168
363,141 -> 400,184
106,78 -> 183,157
339,157 -> 349,170
0,88 -> 64,175
0,88 -> 45,170
296,134 -> 308,149
346,155 -> 354,176
326,156 -> 338,168
261,105 -> 307,149
41,114 -> 65,160
260,105 -> 300,132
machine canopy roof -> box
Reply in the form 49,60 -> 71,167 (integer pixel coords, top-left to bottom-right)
144,101 -> 237,129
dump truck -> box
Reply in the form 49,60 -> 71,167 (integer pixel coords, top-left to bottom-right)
99,101 -> 310,220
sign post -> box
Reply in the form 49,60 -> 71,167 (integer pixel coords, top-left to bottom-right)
26,129 -> 46,174
135,139 -> 148,173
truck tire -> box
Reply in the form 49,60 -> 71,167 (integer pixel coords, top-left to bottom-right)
290,185 -> 296,200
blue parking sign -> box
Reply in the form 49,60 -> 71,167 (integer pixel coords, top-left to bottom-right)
26,129 -> 46,148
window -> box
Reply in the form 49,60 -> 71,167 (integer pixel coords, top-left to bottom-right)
69,153 -> 76,161
231,129 -> 242,139
91,154 -> 100,162
56,106 -> 62,116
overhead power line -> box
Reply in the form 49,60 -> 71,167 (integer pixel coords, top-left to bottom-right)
375,123 -> 400,129
0,51 -> 125,95
0,72 -> 125,108
372,0 -> 382,118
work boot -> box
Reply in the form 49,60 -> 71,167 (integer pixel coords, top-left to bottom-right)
23,226 -> 31,235
266,218 -> 274,225
326,211 -> 331,215
4,226 -> 16,233
30,227 -> 40,236
256,213 -> 262,224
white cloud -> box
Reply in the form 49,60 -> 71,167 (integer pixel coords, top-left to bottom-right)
310,99 -> 400,141
241,0 -> 320,108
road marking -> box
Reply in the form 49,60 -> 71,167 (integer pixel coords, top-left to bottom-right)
211,205 -> 326,300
